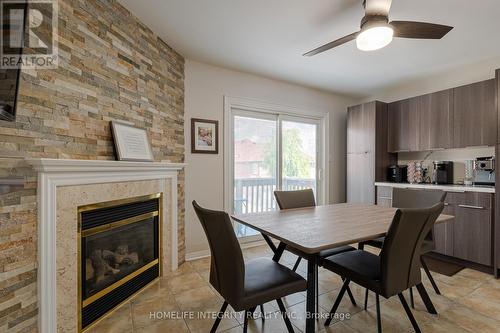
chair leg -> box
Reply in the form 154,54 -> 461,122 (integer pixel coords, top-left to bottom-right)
409,287 -> 415,309
259,304 -> 265,321
364,288 -> 369,310
375,294 -> 382,333
211,301 -> 228,333
415,283 -> 437,314
325,278 -> 350,326
243,310 -> 249,333
340,277 -> 356,306
292,257 -> 301,271
398,293 -> 421,333
421,257 -> 441,295
276,298 -> 295,333
358,242 -> 365,250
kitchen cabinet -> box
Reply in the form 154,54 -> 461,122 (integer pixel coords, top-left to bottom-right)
376,185 -> 393,207
347,102 -> 396,204
375,185 -> 494,267
433,195 -> 454,256
453,79 -> 496,148
387,98 -> 420,152
448,192 -> 493,266
419,90 -> 454,150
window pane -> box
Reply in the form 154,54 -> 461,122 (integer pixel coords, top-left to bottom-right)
234,115 -> 277,237
282,121 -> 317,196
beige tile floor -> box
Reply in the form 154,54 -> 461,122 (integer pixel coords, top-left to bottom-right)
88,245 -> 500,333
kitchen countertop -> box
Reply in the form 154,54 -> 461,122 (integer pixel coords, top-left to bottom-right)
374,182 -> 495,193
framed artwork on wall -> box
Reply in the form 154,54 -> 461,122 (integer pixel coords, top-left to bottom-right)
191,118 -> 219,154
111,121 -> 154,161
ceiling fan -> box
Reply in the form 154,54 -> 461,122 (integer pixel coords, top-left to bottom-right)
304,0 -> 453,56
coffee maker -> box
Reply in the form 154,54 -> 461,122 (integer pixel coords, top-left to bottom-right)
432,161 -> 453,184
473,156 -> 495,186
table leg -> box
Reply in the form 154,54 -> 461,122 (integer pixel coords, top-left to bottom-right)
306,256 -> 317,333
262,233 -> 277,253
272,242 -> 286,262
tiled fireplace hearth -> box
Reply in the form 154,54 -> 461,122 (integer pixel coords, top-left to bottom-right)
28,159 -> 185,333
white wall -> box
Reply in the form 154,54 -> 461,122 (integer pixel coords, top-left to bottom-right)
184,60 -> 355,257
366,56 -> 500,102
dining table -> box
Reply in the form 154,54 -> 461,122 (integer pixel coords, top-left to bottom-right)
232,203 -> 454,333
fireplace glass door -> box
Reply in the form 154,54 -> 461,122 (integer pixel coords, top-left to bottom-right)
79,194 -> 161,331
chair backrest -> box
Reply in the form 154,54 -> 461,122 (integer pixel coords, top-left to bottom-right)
192,201 -> 244,304
379,203 -> 444,297
392,188 -> 446,209
392,188 -> 446,245
274,189 -> 316,210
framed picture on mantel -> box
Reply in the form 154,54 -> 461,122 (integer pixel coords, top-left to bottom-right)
111,121 -> 154,161
191,118 -> 219,154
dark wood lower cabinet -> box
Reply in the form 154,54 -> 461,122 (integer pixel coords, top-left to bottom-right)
438,192 -> 493,266
433,202 -> 454,256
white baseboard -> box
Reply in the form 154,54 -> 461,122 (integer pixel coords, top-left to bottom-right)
185,239 -> 270,262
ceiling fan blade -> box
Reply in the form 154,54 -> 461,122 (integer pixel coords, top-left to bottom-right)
363,0 -> 392,16
303,32 -> 358,56
391,21 -> 453,39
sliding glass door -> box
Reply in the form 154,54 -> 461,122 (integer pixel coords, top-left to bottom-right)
231,109 -> 322,239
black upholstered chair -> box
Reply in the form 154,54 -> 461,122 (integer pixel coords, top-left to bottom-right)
359,188 -> 446,308
192,201 -> 307,333
273,189 -> 357,310
323,203 -> 444,333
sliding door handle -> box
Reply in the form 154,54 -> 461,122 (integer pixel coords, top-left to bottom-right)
458,204 -> 484,210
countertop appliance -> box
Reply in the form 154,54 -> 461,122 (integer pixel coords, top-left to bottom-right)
387,165 -> 407,183
432,161 -> 453,184
473,156 -> 495,186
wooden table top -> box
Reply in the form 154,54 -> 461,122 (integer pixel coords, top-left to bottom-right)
232,203 -> 454,254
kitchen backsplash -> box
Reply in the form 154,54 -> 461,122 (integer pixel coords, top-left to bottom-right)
397,146 -> 495,184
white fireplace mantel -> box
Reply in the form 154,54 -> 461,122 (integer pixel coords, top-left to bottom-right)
27,158 -> 186,333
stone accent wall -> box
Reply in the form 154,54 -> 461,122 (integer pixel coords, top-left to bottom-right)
0,0 -> 185,331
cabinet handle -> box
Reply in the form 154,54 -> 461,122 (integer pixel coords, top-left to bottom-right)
458,204 -> 484,210
444,202 -> 449,206
430,147 -> 445,151
378,196 -> 392,200
447,190 -> 465,193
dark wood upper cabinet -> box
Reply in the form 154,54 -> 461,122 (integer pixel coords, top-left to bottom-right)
388,97 -> 421,152
387,99 -> 410,152
497,70 -> 500,144
453,79 -> 496,148
419,90 -> 453,150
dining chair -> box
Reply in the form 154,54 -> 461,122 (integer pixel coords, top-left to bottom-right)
274,189 -> 357,310
359,188 -> 446,309
323,203 -> 444,333
192,201 -> 307,333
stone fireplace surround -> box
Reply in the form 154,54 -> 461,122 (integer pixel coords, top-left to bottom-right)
28,159 -> 185,333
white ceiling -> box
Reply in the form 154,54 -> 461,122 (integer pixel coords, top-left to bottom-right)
118,0 -> 500,97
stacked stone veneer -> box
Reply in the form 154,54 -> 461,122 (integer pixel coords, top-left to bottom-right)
0,0 -> 185,331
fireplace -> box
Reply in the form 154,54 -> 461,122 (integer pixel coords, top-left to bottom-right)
78,193 -> 162,331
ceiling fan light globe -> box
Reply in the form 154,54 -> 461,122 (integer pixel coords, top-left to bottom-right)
356,26 -> 394,51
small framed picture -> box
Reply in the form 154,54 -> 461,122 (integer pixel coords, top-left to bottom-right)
111,121 -> 154,161
191,118 -> 219,154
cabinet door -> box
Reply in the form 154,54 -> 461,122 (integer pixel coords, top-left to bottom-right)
387,99 -> 410,152
452,192 -> 492,266
453,79 -> 496,148
419,90 -> 453,150
347,153 -> 374,204
433,199 -> 454,256
376,186 -> 393,207
347,103 -> 375,154
347,105 -> 362,154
